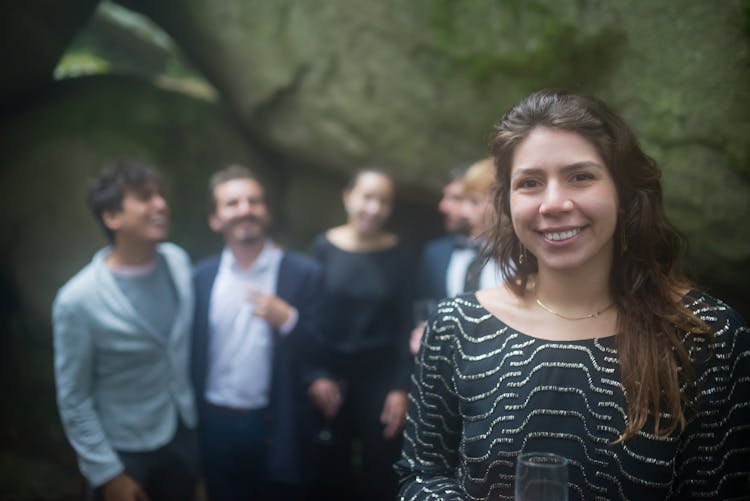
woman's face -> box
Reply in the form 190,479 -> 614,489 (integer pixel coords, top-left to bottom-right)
509,127 -> 619,274
343,171 -> 394,235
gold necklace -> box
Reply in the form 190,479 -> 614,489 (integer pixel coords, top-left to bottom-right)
535,295 -> 614,321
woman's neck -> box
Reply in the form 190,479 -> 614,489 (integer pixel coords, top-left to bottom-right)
533,262 -> 613,317
328,224 -> 396,252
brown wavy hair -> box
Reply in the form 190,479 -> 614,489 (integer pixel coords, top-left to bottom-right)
488,89 -> 709,442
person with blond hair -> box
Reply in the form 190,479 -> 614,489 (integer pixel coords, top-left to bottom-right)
459,157 -> 505,292
410,159 -> 507,355
410,166 -> 471,354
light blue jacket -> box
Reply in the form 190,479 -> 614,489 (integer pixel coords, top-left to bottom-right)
52,242 -> 197,487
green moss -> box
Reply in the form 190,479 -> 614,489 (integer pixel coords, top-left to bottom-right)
458,25 -> 626,92
425,1 -> 625,93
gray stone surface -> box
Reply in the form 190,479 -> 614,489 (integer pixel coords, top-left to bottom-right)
0,75 -> 270,318
119,0 -> 750,304
0,0 -> 99,107
2,0 -> 749,314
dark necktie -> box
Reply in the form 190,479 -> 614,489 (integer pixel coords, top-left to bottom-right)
454,235 -> 472,249
463,252 -> 483,293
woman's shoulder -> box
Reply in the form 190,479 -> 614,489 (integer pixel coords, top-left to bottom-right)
683,290 -> 747,331
321,226 -> 344,245
314,227 -> 356,252
312,230 -> 333,254
420,295 -> 490,353
430,293 -> 498,331
682,290 -> 749,359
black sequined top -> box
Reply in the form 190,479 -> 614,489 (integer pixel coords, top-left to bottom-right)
396,292 -> 750,500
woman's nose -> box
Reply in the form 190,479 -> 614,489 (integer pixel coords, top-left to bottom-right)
365,200 -> 384,215
539,182 -> 573,215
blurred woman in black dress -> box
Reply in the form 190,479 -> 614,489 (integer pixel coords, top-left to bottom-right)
308,168 -> 412,501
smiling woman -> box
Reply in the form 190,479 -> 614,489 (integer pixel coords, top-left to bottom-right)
396,90 -> 750,500
509,128 -> 619,277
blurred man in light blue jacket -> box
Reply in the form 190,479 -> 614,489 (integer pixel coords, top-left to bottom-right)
52,161 -> 198,500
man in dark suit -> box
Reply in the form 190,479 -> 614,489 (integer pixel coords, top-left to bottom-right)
410,166 -> 471,354
192,165 -> 323,500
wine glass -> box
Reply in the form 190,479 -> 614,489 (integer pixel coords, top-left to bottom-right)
315,380 -> 347,447
514,452 -> 569,501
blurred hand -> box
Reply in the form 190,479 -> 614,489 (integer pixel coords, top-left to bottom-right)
409,322 -> 425,355
102,473 -> 149,501
381,390 -> 408,440
308,378 -> 342,419
248,288 -> 293,329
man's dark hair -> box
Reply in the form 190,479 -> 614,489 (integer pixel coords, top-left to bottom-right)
87,160 -> 164,243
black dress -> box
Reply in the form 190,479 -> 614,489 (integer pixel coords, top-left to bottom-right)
310,233 -> 413,501
396,292 -> 750,500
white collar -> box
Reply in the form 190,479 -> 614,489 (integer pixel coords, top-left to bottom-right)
220,240 -> 278,274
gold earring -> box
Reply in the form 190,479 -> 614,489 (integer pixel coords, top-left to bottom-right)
519,245 -> 527,265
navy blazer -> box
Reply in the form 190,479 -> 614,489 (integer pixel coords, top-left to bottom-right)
415,235 -> 459,303
192,250 -> 324,485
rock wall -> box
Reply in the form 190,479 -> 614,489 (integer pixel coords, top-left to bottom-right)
3,0 -> 749,315
0,75 -> 270,318
0,0 -> 99,108
119,0 -> 750,309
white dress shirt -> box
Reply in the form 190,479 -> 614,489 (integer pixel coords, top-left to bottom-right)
445,245 -> 504,297
478,257 -> 504,290
205,242 -> 293,410
446,247 -> 476,297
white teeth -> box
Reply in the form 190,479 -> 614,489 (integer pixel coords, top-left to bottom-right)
545,229 -> 580,241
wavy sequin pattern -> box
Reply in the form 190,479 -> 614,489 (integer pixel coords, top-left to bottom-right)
396,292 -> 750,500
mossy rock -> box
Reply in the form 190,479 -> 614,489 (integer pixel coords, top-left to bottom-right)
0,75 -> 268,319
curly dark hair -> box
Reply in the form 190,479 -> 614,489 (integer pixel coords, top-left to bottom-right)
87,160 -> 164,243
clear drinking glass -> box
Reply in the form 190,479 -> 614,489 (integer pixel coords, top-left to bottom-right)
514,452 -> 569,501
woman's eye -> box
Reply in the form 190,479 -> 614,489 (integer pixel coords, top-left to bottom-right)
571,172 -> 594,182
516,179 -> 539,189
